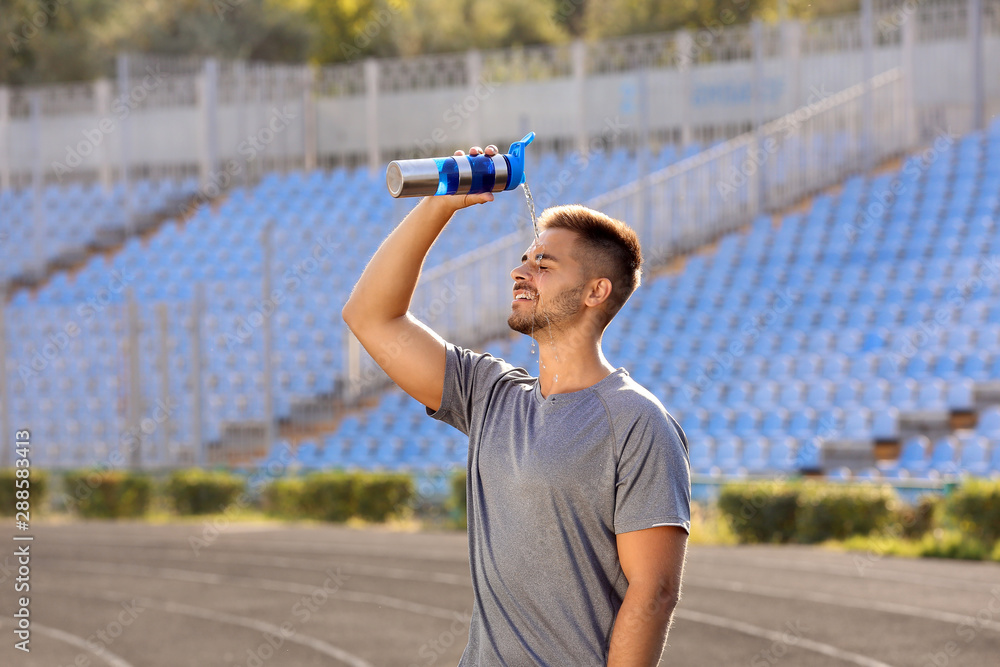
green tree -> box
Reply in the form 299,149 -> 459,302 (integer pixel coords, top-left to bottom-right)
1,0 -> 116,85
95,0 -> 315,63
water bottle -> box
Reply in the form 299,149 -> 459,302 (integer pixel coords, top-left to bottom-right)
386,132 -> 535,198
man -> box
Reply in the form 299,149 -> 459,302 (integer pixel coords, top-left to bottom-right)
343,144 -> 690,666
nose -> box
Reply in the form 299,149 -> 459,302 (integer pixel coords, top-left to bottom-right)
510,260 -> 530,283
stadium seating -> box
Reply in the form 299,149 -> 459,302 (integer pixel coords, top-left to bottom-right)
7,115 -> 1000,478
0,177 -> 199,283
5,145 -> 682,467
285,117 -> 1000,477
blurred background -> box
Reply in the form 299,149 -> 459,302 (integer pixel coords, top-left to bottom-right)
2,0 -> 998,475
1,0 -> 1000,664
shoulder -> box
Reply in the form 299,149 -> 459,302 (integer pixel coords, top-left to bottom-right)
595,371 -> 688,454
447,342 -> 534,387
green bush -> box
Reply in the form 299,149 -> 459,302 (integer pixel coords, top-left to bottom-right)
795,483 -> 894,543
944,479 -> 1000,545
717,481 -> 896,544
166,469 -> 246,515
718,481 -> 800,544
356,473 -> 413,522
300,472 -> 359,522
0,468 -> 49,516
918,530 -> 990,560
265,471 -> 415,523
263,478 -> 305,518
62,470 -> 151,519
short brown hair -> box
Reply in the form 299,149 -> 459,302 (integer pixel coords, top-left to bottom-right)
538,204 -> 642,325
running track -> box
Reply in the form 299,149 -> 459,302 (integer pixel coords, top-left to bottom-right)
2,522 -> 998,666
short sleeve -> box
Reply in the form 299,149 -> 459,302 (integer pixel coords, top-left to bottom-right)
426,342 -> 511,436
613,412 -> 691,535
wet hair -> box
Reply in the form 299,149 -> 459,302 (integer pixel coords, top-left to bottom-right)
538,204 -> 642,325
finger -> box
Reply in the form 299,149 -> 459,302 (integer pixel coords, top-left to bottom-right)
453,150 -> 465,156
469,146 -> 483,156
464,192 -> 494,206
485,145 -> 498,156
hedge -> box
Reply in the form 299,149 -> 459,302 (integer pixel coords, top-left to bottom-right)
795,483 -> 894,543
263,477 -> 305,518
718,481 -> 894,544
0,468 -> 49,516
62,470 -> 151,518
266,471 -> 413,522
717,480 -> 799,544
945,479 -> 1000,544
356,473 -> 414,522
166,469 -> 246,515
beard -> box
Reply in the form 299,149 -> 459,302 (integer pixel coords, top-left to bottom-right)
507,282 -> 586,336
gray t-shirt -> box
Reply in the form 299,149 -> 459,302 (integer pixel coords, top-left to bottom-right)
428,343 -> 691,666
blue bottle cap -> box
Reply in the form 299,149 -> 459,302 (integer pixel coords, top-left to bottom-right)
504,132 -> 535,191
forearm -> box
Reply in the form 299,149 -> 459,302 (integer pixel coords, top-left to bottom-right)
343,197 -> 458,326
607,584 -> 678,667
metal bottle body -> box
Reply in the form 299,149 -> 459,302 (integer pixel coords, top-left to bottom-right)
385,131 -> 535,198
386,153 -> 511,198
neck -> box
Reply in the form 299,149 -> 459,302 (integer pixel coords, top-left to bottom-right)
535,330 -> 616,398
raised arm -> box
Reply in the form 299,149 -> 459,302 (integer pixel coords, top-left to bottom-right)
342,146 -> 496,411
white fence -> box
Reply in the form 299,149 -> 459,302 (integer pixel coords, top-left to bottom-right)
344,69 -> 910,399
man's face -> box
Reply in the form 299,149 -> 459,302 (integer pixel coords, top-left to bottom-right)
507,228 -> 589,337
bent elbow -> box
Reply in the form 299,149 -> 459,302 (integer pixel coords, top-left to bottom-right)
342,300 -> 360,329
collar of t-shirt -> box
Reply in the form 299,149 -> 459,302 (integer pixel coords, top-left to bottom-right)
531,368 -> 628,406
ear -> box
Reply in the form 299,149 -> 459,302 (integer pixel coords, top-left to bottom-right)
584,277 -> 613,308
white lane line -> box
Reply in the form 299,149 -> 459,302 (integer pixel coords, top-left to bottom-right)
84,590 -> 372,667
675,609 -> 895,667
691,553 -> 1000,592
685,576 -> 1000,632
41,549 -> 470,586
0,619 -> 134,667
61,560 -> 468,623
